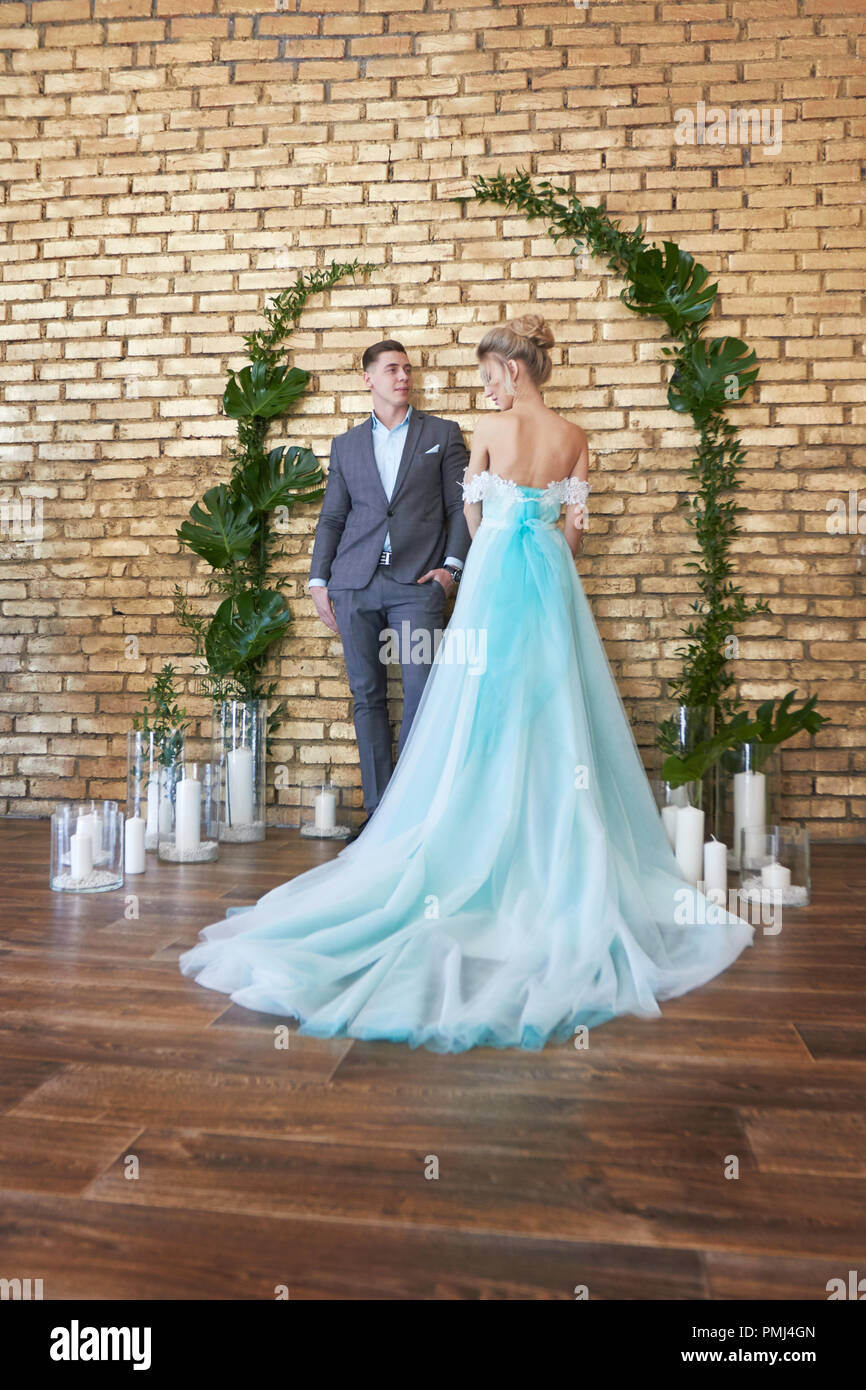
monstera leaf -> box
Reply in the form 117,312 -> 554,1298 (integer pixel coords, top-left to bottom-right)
622,241 -> 717,335
204,590 -> 290,675
666,337 -> 759,423
238,445 -> 325,514
177,485 -> 258,570
222,361 -> 310,420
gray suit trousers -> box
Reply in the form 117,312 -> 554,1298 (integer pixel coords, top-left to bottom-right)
331,570 -> 446,816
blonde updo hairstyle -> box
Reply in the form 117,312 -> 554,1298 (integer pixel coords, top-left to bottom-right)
476,314 -> 555,397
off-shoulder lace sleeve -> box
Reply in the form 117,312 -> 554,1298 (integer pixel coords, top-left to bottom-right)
562,477 -> 591,510
462,470 -> 486,503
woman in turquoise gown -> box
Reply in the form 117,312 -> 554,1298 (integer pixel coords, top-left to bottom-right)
179,315 -> 754,1052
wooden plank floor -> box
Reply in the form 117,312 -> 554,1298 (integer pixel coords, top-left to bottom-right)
0,817 -> 864,1300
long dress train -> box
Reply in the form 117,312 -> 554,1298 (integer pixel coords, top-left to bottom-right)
178,471 -> 754,1052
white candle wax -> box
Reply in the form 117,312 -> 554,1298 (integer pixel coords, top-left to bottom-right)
70,829 -> 93,879
314,787 -> 337,831
702,837 -> 728,895
175,775 -> 201,851
226,745 -> 255,826
145,779 -> 159,836
733,769 -> 765,861
124,815 -> 146,874
159,782 -> 173,835
675,805 -> 705,885
761,860 -> 791,890
661,804 -> 679,849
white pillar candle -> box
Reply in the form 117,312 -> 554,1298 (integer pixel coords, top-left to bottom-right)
124,815 -> 146,874
175,775 -> 201,851
675,805 -> 705,885
145,779 -> 159,836
76,811 -> 98,844
70,829 -> 93,879
226,745 -> 255,826
661,804 -> 679,849
314,786 -> 337,831
761,860 -> 791,890
733,769 -> 765,861
702,837 -> 728,895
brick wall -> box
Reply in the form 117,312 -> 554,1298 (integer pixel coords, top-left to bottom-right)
0,0 -> 863,838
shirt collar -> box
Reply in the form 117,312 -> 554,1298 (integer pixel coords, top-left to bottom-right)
371,404 -> 412,434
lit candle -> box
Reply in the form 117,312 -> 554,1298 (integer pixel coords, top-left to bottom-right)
675,805 -> 705,885
175,774 -> 201,851
761,860 -> 791,890
661,804 -> 679,849
70,829 -> 93,880
314,786 -> 337,832
124,815 -> 146,874
702,837 -> 728,895
226,745 -> 255,826
733,768 -> 765,863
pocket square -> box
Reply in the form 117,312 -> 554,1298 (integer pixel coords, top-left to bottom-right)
424,444 -> 440,454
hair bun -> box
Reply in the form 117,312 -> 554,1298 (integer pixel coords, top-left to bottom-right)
508,313 -> 555,351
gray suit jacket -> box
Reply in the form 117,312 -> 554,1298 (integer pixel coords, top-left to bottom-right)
309,409 -> 472,591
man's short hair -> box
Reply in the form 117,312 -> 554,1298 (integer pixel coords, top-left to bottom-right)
362,339 -> 408,372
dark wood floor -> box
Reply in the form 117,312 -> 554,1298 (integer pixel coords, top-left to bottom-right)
0,818 -> 864,1300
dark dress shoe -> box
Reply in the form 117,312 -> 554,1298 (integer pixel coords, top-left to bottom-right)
346,817 -> 370,844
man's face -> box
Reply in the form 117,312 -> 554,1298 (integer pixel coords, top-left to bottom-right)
364,351 -> 412,409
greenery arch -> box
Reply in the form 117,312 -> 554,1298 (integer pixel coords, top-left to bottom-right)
460,172 -> 824,780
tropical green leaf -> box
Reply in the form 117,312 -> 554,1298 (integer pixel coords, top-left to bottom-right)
204,590 -> 291,675
177,485 -> 258,569
622,241 -> 717,334
239,445 -> 325,514
667,337 -> 759,422
222,361 -> 310,420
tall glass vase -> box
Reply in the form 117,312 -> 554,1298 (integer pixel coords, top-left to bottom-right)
718,740 -> 778,871
662,704 -> 716,827
215,699 -> 266,842
157,739 -> 220,863
127,727 -> 187,852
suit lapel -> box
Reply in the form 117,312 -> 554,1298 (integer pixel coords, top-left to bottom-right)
389,409 -> 425,506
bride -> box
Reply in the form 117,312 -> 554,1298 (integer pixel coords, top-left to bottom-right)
179,314 -> 754,1053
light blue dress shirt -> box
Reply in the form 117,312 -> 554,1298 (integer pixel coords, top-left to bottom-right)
309,404 -> 462,588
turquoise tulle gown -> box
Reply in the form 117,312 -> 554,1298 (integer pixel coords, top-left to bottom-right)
179,471 -> 754,1052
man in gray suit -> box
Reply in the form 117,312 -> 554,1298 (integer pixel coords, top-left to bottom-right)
308,340 -> 472,830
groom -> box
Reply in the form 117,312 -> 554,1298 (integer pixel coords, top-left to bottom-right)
308,340 -> 472,829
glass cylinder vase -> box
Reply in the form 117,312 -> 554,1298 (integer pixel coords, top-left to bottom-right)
720,741 -> 778,872
127,727 -> 186,852
50,801 -> 124,893
738,823 -> 810,908
661,704 -> 716,824
157,747 -> 220,863
215,699 -> 266,843
299,780 -> 352,840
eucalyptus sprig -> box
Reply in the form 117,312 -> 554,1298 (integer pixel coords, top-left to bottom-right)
131,662 -> 190,768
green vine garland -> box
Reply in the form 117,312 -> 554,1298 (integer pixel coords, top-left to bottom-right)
458,171 -> 825,772
173,260 -> 374,752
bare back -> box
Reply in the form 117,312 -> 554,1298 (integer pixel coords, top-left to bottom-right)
479,405 -> 587,488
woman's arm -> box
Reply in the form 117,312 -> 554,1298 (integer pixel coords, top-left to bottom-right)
562,430 -> 590,558
463,415 -> 494,539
